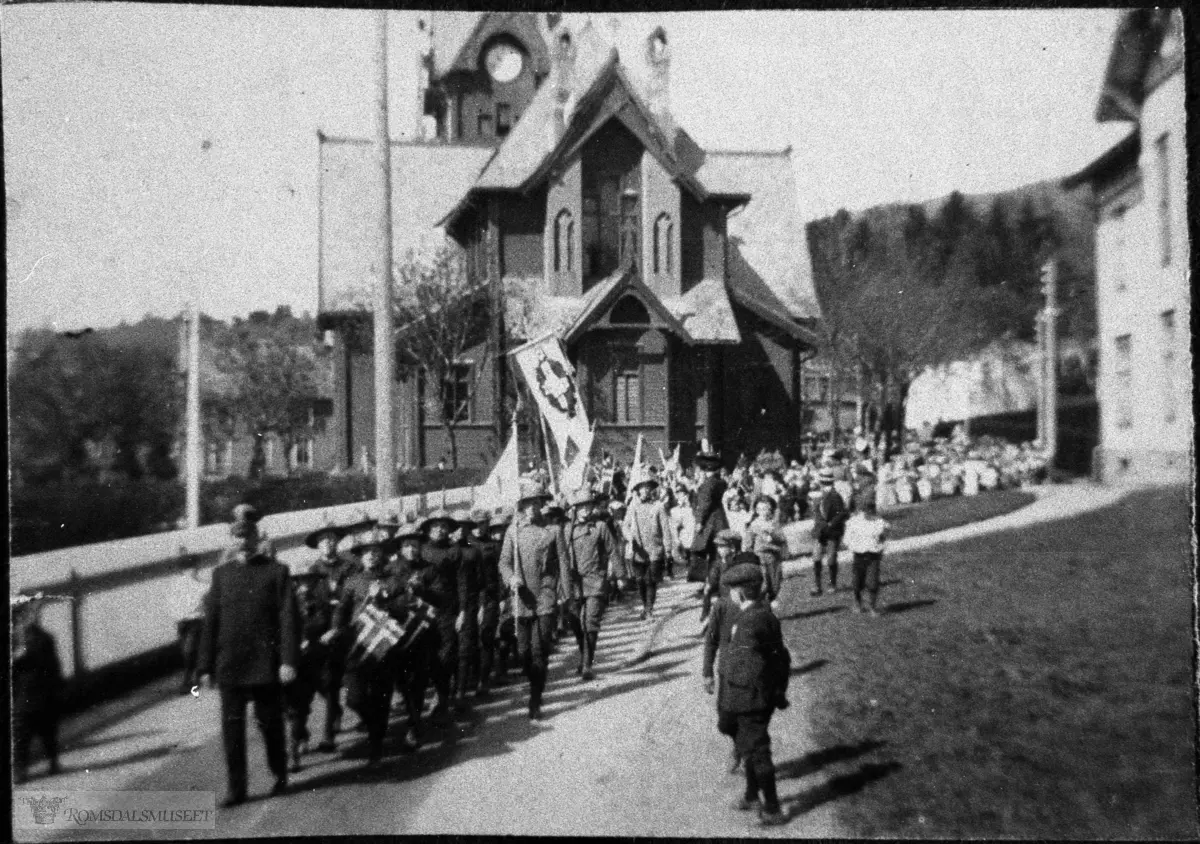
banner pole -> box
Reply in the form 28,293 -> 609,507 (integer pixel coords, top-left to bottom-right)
539,412 -> 558,495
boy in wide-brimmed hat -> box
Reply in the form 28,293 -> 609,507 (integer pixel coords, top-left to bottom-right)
305,519 -> 365,750
560,486 -> 619,680
623,475 -> 674,620
810,469 -> 848,596
497,478 -> 561,720
413,509 -> 464,723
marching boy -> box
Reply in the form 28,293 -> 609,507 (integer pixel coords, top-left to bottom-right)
842,494 -> 890,615
703,563 -> 792,827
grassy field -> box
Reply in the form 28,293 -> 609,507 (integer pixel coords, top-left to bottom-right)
778,485 -> 1196,839
882,488 -> 1036,540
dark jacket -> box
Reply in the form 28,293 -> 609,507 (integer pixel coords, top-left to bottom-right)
717,601 -> 791,713
335,569 -> 406,631
456,540 -> 482,613
12,624 -> 63,716
417,542 -> 462,617
812,488 -> 849,542
691,474 -> 730,552
199,552 -> 300,686
701,597 -> 740,681
308,552 -> 360,607
469,536 -> 502,606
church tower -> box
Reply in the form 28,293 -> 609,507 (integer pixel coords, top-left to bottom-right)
421,12 -> 555,145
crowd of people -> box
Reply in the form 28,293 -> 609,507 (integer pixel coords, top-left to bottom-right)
12,429 -> 1048,825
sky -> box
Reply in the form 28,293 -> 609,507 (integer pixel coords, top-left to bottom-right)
3,5 -> 1131,334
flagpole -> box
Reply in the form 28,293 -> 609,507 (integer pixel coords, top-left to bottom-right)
372,9 -> 397,504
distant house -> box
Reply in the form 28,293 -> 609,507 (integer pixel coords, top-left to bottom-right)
174,316 -> 340,478
1064,9 -> 1187,484
317,12 -> 821,471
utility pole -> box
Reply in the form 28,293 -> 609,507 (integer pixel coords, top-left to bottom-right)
1040,258 -> 1059,467
185,302 -> 202,529
372,10 -> 396,503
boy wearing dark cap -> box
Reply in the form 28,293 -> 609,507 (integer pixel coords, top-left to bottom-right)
700,529 -> 741,626
703,563 -> 792,827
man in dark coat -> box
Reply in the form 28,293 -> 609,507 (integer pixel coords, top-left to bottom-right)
702,563 -> 792,827
306,523 -> 359,751
12,593 -> 64,784
198,504 -> 299,807
691,451 -> 730,588
810,469 -> 849,595
700,530 -> 742,624
498,479 -> 561,720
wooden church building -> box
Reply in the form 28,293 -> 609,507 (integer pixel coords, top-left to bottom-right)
318,12 -> 821,471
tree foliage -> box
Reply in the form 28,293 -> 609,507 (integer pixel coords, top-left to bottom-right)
806,181 -> 1084,449
206,306 -> 324,478
10,327 -> 181,484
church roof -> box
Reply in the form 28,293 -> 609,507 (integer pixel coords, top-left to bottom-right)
662,279 -> 741,345
703,149 -> 822,321
318,137 -> 492,312
562,269 -> 690,346
464,21 -> 716,203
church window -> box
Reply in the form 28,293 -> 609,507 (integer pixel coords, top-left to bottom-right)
554,209 -> 574,273
496,103 -> 513,138
653,213 -> 673,274
615,368 -> 641,423
478,110 -> 493,139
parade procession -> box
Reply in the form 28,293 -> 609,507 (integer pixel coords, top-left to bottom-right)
9,7 -> 1193,839
167,326 -> 804,818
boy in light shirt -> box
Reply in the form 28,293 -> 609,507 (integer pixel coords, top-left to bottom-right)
842,495 -> 890,616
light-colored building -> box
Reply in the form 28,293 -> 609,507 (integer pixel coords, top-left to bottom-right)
1066,9 -> 1189,484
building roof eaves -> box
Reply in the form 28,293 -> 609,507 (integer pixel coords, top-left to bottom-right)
1061,130 -> 1140,190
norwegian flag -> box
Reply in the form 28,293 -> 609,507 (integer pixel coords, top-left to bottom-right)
349,604 -> 404,666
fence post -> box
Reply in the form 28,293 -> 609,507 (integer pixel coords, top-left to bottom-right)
68,567 -> 86,680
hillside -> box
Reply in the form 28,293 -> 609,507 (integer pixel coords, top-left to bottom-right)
807,179 -> 1097,346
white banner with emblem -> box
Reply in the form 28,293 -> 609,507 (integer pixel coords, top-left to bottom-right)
511,334 -> 594,492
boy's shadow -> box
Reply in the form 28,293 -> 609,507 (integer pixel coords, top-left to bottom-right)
781,760 -> 902,819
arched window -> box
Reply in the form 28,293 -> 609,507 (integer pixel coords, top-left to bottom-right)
554,209 -> 574,273
653,213 -> 672,275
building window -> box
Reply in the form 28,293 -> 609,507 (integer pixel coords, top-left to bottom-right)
443,363 -> 473,423
804,375 -> 830,403
478,111 -> 493,139
292,437 -> 313,470
496,103 -> 512,138
620,192 -> 640,268
265,437 -> 276,469
615,369 -> 641,423
582,195 -> 599,280
1113,334 -> 1133,429
653,213 -> 673,274
1156,133 -> 1171,266
1160,311 -> 1177,423
554,209 -> 574,273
